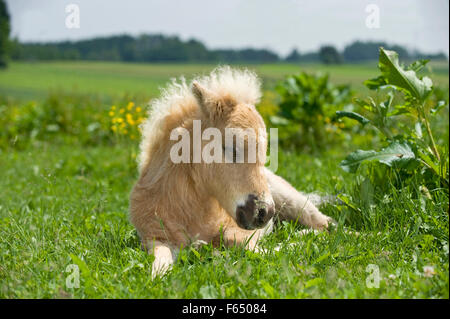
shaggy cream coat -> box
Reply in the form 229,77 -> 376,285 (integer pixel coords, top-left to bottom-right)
130,66 -> 333,277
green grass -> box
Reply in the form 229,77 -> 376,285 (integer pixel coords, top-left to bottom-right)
0,141 -> 448,298
0,61 -> 448,298
1,61 -> 448,101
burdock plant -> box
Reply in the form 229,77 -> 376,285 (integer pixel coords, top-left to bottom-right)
336,48 -> 448,189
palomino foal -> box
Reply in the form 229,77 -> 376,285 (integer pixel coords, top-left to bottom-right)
129,67 -> 333,278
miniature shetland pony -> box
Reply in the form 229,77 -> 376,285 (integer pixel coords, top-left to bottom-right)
130,66 -> 333,277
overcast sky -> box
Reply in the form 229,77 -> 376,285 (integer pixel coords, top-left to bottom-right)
5,0 -> 449,57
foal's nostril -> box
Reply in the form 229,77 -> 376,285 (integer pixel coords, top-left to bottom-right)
258,207 -> 267,219
256,207 -> 269,226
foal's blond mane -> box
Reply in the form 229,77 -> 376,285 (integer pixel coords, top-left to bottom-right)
137,66 -> 262,172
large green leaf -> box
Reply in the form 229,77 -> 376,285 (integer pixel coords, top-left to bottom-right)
335,111 -> 370,125
407,59 -> 429,73
378,48 -> 433,102
364,75 -> 387,90
340,141 -> 416,173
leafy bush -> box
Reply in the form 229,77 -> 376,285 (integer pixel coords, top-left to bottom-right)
0,92 -> 109,148
336,48 -> 449,191
0,92 -> 147,149
271,72 -> 353,151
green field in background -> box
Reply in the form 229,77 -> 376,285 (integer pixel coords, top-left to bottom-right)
0,61 -> 448,101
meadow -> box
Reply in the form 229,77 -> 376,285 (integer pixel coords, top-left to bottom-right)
1,61 -> 448,100
0,60 -> 448,298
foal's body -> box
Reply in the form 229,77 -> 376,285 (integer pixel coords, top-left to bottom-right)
130,67 -> 333,277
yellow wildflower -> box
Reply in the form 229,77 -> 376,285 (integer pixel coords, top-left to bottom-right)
109,111 -> 115,117
111,126 -> 117,132
136,107 -> 142,112
117,118 -> 124,123
111,105 -> 116,110
127,102 -> 135,110
126,113 -> 135,125
120,108 -> 125,114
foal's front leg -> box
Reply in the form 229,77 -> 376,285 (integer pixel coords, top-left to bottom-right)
143,240 -> 176,279
264,167 -> 334,230
220,218 -> 274,250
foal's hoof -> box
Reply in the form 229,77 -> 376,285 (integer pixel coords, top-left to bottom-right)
325,216 -> 338,231
310,213 -> 336,231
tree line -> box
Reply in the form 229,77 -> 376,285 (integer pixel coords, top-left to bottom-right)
8,35 -> 282,63
8,35 -> 447,65
0,0 -> 10,67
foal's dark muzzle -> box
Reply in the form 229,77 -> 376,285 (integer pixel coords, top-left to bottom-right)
236,194 -> 275,230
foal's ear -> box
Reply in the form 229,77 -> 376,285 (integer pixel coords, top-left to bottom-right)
191,81 -> 214,109
192,81 -> 236,119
